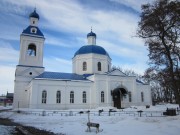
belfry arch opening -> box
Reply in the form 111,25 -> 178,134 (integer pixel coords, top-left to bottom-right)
112,87 -> 127,109
27,44 -> 36,56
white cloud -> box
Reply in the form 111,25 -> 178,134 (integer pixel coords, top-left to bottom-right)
0,40 -> 19,64
45,34 -> 71,47
0,40 -> 19,95
112,60 -> 148,75
98,39 -> 147,59
110,0 -> 154,12
4,0 -> 145,47
0,0 -> 152,95
0,40 -> 18,95
0,65 -> 15,95
44,57 -> 72,73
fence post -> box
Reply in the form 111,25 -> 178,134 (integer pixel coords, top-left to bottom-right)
42,110 -> 46,116
137,110 -> 143,117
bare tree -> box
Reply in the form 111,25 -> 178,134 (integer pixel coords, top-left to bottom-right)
137,0 -> 180,106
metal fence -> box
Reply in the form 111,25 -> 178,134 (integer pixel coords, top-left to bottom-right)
14,109 -> 180,117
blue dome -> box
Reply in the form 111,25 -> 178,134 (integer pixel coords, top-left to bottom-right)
74,45 -> 110,57
29,9 -> 39,20
87,31 -> 96,38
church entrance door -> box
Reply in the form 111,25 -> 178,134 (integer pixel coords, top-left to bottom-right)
113,90 -> 121,109
112,88 -> 127,109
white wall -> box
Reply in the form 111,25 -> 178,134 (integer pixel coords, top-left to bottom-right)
93,74 -> 137,108
15,72 -> 152,110
13,66 -> 44,108
72,53 -> 111,75
136,84 -> 152,106
29,79 -> 92,110
19,35 -> 45,67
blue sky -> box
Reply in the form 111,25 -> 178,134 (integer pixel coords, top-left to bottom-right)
0,0 -> 153,95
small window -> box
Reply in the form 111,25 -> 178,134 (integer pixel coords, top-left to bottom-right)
141,92 -> 144,102
33,21 -> 35,24
42,90 -> 47,104
128,92 -> 132,102
98,62 -> 101,71
70,91 -> 74,103
27,44 -> 36,56
83,62 -> 87,71
31,28 -> 37,33
56,91 -> 61,103
101,91 -> 104,103
82,91 -> 86,103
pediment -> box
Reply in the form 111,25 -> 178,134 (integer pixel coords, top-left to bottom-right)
107,69 -> 127,76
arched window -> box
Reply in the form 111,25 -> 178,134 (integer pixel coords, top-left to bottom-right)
31,28 -> 37,34
42,90 -> 47,104
27,44 -> 36,56
101,91 -> 104,103
82,91 -> 86,103
83,62 -> 87,71
56,91 -> 61,103
98,62 -> 101,71
141,92 -> 144,102
70,91 -> 74,103
128,92 -> 132,102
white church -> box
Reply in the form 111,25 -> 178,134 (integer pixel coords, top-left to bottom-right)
13,10 -> 152,110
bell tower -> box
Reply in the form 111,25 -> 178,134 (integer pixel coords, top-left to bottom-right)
19,9 -> 44,67
13,9 -> 45,108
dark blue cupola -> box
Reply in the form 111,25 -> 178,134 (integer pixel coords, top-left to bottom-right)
29,9 -> 39,20
87,29 -> 96,45
87,30 -> 96,38
74,45 -> 110,57
73,30 -> 111,75
74,30 -> 110,58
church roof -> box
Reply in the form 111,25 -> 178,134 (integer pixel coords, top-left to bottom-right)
74,45 -> 110,57
87,31 -> 96,38
29,9 -> 39,19
6,93 -> 13,98
22,26 -> 44,37
136,79 -> 146,85
35,72 -> 91,81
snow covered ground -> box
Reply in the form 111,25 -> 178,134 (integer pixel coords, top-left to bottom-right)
0,104 -> 180,135
0,125 -> 15,135
0,106 -> 12,110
